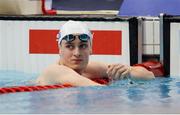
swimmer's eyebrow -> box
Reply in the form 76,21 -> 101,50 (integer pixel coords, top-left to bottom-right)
64,41 -> 88,44
80,41 -> 88,44
64,41 -> 73,44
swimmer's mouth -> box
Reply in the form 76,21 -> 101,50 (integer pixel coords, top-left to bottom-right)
72,59 -> 83,62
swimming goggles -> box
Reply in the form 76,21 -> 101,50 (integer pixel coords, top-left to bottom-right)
62,34 -> 90,42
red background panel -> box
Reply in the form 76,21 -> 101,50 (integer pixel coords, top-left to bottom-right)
29,30 -> 122,55
29,30 -> 59,54
92,30 -> 122,55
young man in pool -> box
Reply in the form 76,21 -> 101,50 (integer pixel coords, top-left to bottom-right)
36,20 -> 155,86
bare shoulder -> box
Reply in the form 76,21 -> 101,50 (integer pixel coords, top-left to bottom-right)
43,64 -> 71,73
40,64 -> 66,75
36,64 -> 74,85
36,63 -> 104,86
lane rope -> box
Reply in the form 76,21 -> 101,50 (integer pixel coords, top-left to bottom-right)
0,78 -> 109,94
0,84 -> 72,94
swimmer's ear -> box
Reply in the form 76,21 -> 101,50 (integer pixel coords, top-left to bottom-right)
90,47 -> 92,55
59,49 -> 62,56
90,50 -> 92,55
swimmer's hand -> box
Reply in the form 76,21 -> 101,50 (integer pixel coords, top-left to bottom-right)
106,64 -> 131,80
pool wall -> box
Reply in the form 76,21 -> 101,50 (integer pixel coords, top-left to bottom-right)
1,15 -> 179,76
161,15 -> 180,76
0,16 -> 132,74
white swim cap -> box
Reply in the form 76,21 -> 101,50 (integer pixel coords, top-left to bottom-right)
57,20 -> 93,45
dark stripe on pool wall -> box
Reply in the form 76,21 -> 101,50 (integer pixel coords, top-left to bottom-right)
29,30 -> 122,55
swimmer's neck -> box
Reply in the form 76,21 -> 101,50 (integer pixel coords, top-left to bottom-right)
74,69 -> 84,75
58,60 -> 84,75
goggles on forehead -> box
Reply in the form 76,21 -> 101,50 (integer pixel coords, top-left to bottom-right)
62,34 -> 90,42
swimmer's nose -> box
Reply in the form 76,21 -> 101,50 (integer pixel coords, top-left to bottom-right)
73,47 -> 81,57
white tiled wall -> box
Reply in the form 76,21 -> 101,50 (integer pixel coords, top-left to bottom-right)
153,21 -> 160,45
143,45 -> 154,54
142,19 -> 160,55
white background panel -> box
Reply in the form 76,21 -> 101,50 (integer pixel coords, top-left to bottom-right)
0,20 -> 130,74
170,23 -> 180,76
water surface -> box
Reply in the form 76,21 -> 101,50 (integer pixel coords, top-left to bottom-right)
0,70 -> 180,114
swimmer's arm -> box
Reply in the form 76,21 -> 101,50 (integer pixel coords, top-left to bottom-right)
36,64 -> 104,87
90,62 -> 155,80
84,61 -> 109,79
107,64 -> 155,80
129,66 -> 155,80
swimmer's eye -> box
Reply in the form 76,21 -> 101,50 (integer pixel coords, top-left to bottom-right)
79,44 -> 88,49
66,45 -> 74,49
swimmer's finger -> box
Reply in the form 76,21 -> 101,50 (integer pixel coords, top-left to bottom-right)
106,64 -> 118,77
120,67 -> 132,79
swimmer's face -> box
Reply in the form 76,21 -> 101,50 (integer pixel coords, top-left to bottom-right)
59,34 -> 92,71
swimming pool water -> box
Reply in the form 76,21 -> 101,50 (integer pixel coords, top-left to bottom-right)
0,70 -> 180,114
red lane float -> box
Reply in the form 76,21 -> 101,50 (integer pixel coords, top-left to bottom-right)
0,84 -> 72,94
0,78 -> 109,94
133,60 -> 165,77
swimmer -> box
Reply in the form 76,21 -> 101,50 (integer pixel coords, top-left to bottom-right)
36,20 -> 155,86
